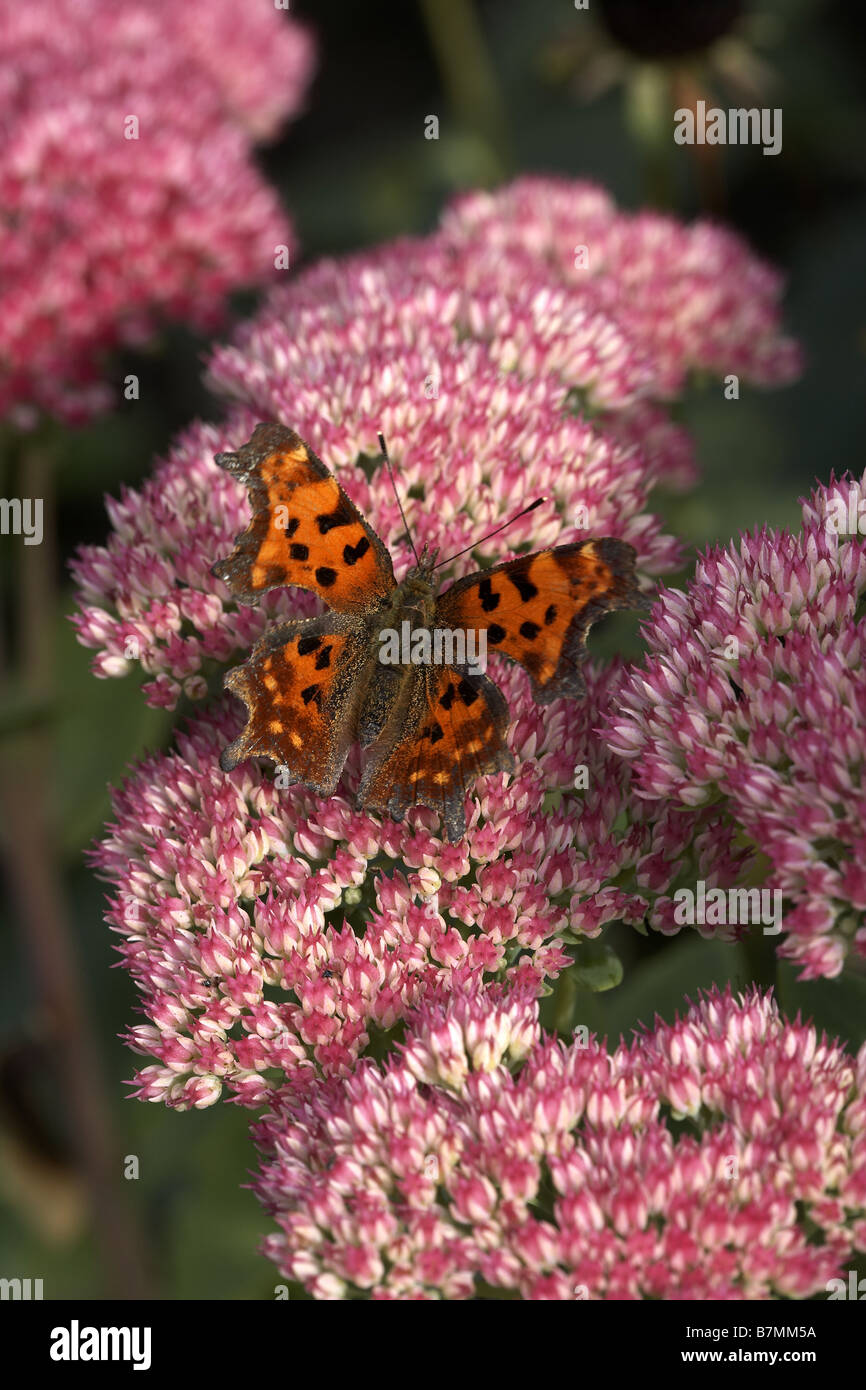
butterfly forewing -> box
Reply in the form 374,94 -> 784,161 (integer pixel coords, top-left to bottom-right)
212,422 -> 395,612
435,540 -> 645,702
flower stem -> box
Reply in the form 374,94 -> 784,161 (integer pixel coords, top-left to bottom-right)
738,926 -> 778,996
0,435 -> 153,1298
417,0 -> 512,178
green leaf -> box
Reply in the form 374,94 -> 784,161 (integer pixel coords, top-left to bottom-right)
570,941 -> 624,993
592,934 -> 745,1045
777,964 -> 866,1052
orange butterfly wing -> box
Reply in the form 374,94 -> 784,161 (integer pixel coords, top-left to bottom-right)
435,540 -> 645,702
212,422 -> 395,612
220,612 -> 374,796
357,664 -> 514,843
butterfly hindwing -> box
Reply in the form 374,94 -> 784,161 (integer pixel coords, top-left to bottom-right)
357,664 -> 514,842
212,421 -> 395,612
220,612 -> 374,796
435,540 -> 645,703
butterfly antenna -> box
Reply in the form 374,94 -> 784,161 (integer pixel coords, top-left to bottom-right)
433,497 -> 546,570
378,431 -> 421,568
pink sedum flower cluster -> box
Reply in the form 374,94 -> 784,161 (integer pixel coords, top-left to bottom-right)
147,1 -> 315,141
71,176 -> 800,702
439,177 -> 803,397
252,985 -> 866,1299
0,0 -> 314,425
606,472 -> 866,980
94,661 -> 734,1110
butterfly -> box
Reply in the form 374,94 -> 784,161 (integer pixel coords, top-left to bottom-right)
211,422 -> 646,843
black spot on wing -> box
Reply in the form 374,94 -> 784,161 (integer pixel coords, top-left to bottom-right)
509,569 -> 538,602
316,500 -> 356,534
478,577 -> 500,612
343,537 -> 370,566
315,566 -> 337,588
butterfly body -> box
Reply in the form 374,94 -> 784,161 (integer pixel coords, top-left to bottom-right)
212,423 -> 646,842
345,565 -> 442,755
370,559 -> 438,635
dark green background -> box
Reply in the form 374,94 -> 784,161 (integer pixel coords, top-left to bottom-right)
1,0 -> 865,1298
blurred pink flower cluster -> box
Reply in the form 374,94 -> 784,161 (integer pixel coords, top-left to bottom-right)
0,0 -> 314,425
252,985 -> 866,1299
439,178 -> 802,397
606,472 -> 866,980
